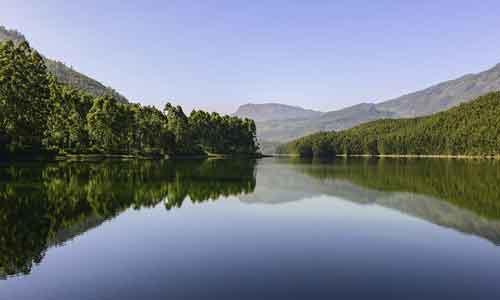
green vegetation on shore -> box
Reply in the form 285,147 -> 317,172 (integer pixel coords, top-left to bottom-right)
277,92 -> 500,158
0,40 -> 258,159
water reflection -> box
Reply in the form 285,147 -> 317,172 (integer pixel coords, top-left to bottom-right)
242,158 -> 500,244
0,159 -> 256,278
2,157 -> 500,281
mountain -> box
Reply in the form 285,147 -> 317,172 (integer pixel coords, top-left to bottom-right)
279,91 -> 500,158
242,63 -> 500,144
0,25 -> 129,103
377,63 -> 500,117
233,103 -> 322,122
256,103 -> 395,142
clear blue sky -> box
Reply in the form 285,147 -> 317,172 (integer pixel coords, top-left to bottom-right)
2,0 -> 500,113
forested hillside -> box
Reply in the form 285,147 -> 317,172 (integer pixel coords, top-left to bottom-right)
0,25 -> 128,103
277,92 -> 500,158
239,62 -> 500,143
0,40 -> 258,158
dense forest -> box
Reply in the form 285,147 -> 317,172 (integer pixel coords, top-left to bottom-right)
0,40 -> 259,158
277,91 -> 500,158
0,159 -> 256,277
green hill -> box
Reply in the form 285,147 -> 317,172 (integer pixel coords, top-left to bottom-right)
237,62 -> 500,143
277,91 -> 500,157
0,25 -> 128,103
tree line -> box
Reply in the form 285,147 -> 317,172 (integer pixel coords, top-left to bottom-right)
0,40 -> 258,157
277,91 -> 500,158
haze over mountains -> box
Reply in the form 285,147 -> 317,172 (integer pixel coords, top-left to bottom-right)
233,103 -> 322,122
0,26 -> 129,103
235,63 -> 500,144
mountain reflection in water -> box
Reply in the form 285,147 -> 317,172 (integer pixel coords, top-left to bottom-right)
1,157 -> 500,280
242,158 -> 500,244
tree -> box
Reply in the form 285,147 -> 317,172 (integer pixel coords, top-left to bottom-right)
86,95 -> 119,152
0,40 -> 50,150
164,103 -> 197,155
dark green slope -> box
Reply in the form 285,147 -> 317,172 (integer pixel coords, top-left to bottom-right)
278,91 -> 500,157
0,25 -> 128,103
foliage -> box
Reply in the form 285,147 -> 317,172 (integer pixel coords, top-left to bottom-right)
189,110 -> 258,154
0,40 -> 50,151
0,40 -> 258,157
277,92 -> 500,158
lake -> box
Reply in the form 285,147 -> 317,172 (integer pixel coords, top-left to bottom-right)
1,158 -> 500,299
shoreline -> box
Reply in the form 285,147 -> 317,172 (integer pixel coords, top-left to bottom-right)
5,152 -> 497,162
270,153 -> 500,160
343,154 -> 500,160
0,152 -> 267,163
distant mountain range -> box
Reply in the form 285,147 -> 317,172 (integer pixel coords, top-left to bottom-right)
235,63 -> 500,145
0,26 -> 129,103
233,103 -> 322,122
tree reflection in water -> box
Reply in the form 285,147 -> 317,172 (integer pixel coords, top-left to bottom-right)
0,159 -> 257,278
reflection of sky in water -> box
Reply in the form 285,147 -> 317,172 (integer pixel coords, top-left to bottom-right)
2,158 -> 500,300
3,193 -> 500,300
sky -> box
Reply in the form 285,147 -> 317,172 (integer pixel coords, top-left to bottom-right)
1,0 -> 500,114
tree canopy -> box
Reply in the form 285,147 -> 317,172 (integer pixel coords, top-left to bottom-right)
0,40 -> 258,157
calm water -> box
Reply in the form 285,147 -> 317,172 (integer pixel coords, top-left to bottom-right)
1,158 -> 500,299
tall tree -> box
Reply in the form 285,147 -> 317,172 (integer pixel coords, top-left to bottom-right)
0,40 -> 50,150
86,95 -> 119,152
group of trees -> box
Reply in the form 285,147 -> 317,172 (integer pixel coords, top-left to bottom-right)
188,109 -> 258,154
277,91 -> 500,158
0,40 -> 258,157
